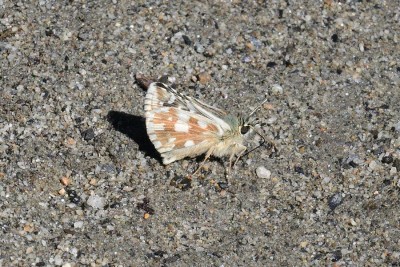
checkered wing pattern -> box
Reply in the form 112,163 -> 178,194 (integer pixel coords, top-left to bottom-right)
144,83 -> 226,164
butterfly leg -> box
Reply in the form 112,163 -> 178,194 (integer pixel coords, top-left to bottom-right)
232,145 -> 247,168
225,154 -> 235,179
226,145 -> 247,178
193,149 -> 214,176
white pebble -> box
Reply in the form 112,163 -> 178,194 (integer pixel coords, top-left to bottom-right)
79,68 -> 87,76
256,166 -> 271,179
359,42 -> 364,52
54,255 -> 63,265
266,116 -> 277,124
195,43 -> 204,53
87,195 -> 106,209
369,160 -> 378,171
394,121 -> 400,132
74,221 -> 84,228
271,84 -> 283,94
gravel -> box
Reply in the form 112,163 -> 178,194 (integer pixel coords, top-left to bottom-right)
256,166 -> 272,179
1,1 -> 399,266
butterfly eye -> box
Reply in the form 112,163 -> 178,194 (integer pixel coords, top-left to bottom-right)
240,125 -> 250,135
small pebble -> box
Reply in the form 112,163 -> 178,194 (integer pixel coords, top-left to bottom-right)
359,42 -> 364,52
369,160 -> 378,171
58,188 -> 66,195
87,195 -> 106,209
242,56 -> 251,63
54,255 -> 63,265
60,176 -> 71,186
67,189 -> 81,204
82,128 -> 95,141
74,221 -> 84,228
195,43 -> 205,53
182,35 -> 192,45
197,72 -> 211,84
271,84 -> 283,94
392,158 -> 400,170
381,155 -> 393,164
328,193 -> 343,210
394,121 -> 400,132
256,166 -> 271,179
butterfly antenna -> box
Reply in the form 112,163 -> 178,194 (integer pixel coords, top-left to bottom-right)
241,126 -> 267,158
246,97 -> 269,120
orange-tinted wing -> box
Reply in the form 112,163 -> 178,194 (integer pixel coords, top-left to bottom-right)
146,107 -> 222,164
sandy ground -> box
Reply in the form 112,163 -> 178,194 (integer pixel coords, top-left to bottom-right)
1,1 -> 400,266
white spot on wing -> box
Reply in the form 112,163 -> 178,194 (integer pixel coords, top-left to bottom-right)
174,121 -> 189,132
144,99 -> 153,111
198,120 -> 208,129
159,107 -> 170,113
184,140 -> 195,147
149,134 -> 157,141
147,122 -> 165,131
168,94 -> 176,104
167,137 -> 176,144
177,112 -> 190,122
146,112 -> 155,120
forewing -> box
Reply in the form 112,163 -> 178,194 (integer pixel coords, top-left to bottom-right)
146,107 -> 222,164
145,82 -> 191,112
145,82 -> 228,117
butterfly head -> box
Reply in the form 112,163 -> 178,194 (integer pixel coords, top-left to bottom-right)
238,97 -> 270,151
222,114 -> 253,136
238,116 -> 253,135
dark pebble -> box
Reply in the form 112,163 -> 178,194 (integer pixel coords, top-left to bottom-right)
137,198 -> 155,215
381,155 -> 393,164
328,193 -> 343,210
348,161 -> 358,168
393,158 -> 400,170
182,35 -> 192,46
170,176 -> 192,191
331,33 -> 339,42
147,250 -> 166,259
373,146 -> 385,156
218,182 -> 229,190
66,189 -> 81,205
82,128 -> 95,141
331,250 -> 342,262
294,166 -> 304,174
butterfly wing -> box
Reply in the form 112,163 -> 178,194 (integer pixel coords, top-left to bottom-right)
144,82 -> 230,164
144,82 -> 189,112
145,83 -> 230,123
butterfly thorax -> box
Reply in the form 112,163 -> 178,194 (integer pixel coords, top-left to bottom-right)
222,114 -> 246,133
223,114 -> 245,129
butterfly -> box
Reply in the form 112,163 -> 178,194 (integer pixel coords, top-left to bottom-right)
144,82 -> 268,176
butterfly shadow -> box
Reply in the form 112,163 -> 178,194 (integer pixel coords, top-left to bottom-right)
107,111 -> 162,163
